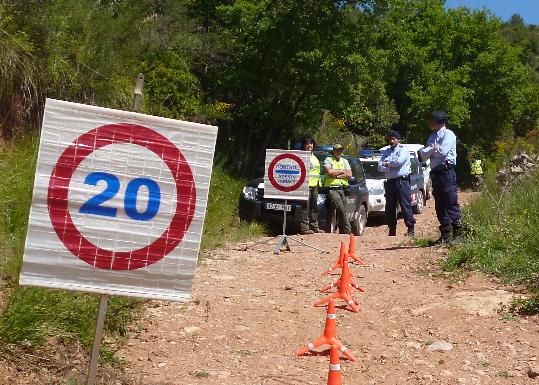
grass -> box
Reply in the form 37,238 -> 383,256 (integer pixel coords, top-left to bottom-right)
202,167 -> 267,251
444,168 -> 539,313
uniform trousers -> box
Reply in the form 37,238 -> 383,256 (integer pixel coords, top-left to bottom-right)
328,188 -> 351,234
430,166 -> 461,234
384,176 -> 415,229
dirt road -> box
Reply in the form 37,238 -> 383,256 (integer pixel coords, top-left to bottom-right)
120,193 -> 538,385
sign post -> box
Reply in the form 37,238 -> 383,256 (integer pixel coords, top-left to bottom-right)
264,150 -> 328,254
87,294 -> 109,385
86,73 -> 145,385
19,75 -> 218,384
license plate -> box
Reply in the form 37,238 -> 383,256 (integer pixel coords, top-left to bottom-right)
265,202 -> 291,211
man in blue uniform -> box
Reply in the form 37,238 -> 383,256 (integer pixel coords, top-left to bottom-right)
378,130 -> 415,237
419,112 -> 462,244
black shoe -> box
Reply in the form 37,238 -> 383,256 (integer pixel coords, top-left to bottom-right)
405,226 -> 415,237
451,235 -> 464,245
388,228 -> 397,236
428,236 -> 450,246
300,230 -> 314,235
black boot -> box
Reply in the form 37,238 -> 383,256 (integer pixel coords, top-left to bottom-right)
428,231 -> 450,246
405,226 -> 415,237
388,227 -> 397,236
451,223 -> 463,244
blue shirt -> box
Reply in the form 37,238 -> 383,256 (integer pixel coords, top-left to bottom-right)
378,144 -> 411,179
419,126 -> 457,169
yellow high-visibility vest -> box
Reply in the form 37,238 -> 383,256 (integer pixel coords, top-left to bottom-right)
309,154 -> 321,187
471,159 -> 483,175
323,157 -> 350,187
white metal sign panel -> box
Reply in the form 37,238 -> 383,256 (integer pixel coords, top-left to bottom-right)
263,149 -> 310,201
19,99 -> 218,302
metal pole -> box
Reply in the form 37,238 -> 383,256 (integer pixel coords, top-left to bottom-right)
87,294 -> 109,385
132,73 -> 144,113
87,73 -> 145,385
282,199 -> 287,236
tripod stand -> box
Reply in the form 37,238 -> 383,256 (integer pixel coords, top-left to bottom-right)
273,199 -> 328,254
241,199 -> 328,254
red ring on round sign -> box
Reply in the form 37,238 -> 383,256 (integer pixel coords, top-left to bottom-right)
268,153 -> 307,192
47,123 -> 196,271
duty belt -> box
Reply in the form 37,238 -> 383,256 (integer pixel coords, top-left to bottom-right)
430,162 -> 455,174
387,174 -> 410,182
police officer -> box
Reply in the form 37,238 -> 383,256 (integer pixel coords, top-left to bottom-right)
378,130 -> 416,237
299,136 -> 324,234
324,144 -> 352,234
419,111 -> 462,244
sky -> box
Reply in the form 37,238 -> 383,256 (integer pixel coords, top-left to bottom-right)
445,0 -> 539,25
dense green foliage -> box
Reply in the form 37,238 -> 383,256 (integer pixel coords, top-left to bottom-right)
444,137 -> 539,314
1,0 -> 538,175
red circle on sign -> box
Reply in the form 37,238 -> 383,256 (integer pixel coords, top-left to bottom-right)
268,153 -> 307,192
47,123 -> 196,271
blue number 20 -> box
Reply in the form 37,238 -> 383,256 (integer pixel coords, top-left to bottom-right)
79,172 -> 161,221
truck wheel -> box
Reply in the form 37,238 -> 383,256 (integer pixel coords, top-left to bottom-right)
413,190 -> 424,214
351,205 -> 367,236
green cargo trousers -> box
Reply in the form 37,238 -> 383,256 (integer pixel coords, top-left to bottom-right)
328,188 -> 351,234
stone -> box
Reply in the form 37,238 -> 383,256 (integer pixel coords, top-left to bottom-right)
235,325 -> 250,332
183,326 -> 201,336
440,369 -> 453,377
528,367 -> 539,379
407,341 -> 422,350
427,341 -> 453,352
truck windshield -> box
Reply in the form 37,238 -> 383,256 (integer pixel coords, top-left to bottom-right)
362,161 -> 385,179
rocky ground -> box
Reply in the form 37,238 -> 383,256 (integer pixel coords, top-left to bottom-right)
118,193 -> 539,385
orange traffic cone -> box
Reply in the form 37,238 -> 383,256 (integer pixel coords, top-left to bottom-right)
327,345 -> 343,385
320,259 -> 365,294
295,299 -> 357,362
314,258 -> 360,312
322,242 -> 347,276
347,234 -> 365,265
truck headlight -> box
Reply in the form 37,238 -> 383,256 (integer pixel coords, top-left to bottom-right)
242,186 -> 258,200
368,185 -> 385,195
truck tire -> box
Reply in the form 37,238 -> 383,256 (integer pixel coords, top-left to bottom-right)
351,205 -> 367,236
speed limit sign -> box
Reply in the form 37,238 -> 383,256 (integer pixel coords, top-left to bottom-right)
19,99 -> 218,302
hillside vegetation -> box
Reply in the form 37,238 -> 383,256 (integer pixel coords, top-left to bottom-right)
1,1 -> 538,176
445,138 -> 539,314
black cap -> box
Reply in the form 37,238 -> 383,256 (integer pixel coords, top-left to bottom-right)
430,111 -> 448,124
386,130 -> 401,140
